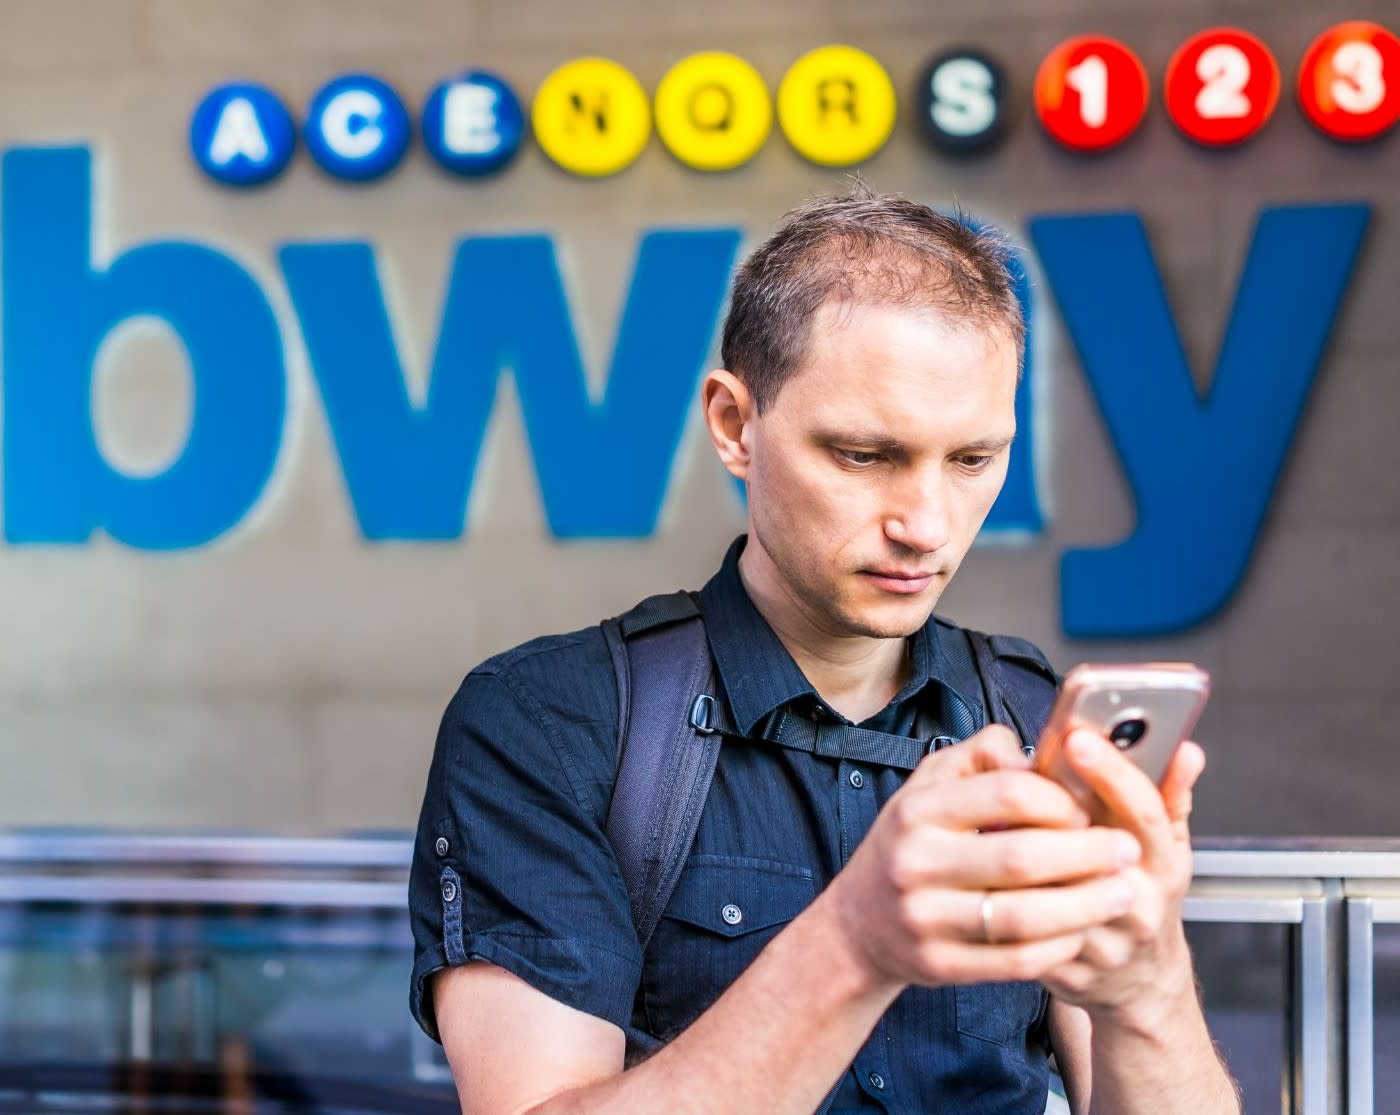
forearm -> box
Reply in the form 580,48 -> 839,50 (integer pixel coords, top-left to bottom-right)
1085,930 -> 1241,1115
531,891 -> 902,1115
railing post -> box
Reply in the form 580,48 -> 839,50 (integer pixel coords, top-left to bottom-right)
1293,888 -> 1343,1115
1346,898 -> 1374,1115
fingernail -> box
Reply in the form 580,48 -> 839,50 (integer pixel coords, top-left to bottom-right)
1117,835 -> 1141,865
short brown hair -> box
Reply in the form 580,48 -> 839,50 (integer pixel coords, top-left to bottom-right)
720,184 -> 1025,412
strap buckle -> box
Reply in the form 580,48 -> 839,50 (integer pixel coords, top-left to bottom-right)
689,693 -> 718,735
928,735 -> 957,755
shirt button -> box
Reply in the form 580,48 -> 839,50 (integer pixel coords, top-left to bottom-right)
868,1072 -> 885,1091
441,880 -> 457,903
434,836 -> 449,857
721,903 -> 743,926
848,769 -> 865,789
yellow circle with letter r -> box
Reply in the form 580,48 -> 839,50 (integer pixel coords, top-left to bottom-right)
777,44 -> 897,166
532,57 -> 651,177
654,51 -> 772,171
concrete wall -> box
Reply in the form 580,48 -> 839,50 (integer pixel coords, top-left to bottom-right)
0,0 -> 1396,837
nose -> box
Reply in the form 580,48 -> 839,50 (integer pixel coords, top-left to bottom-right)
883,465 -> 952,555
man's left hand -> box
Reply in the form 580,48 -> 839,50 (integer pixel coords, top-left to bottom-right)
1039,730 -> 1207,1022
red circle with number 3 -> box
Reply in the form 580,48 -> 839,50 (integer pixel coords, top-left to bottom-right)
1035,36 -> 1149,152
1299,21 -> 1400,142
1164,28 -> 1280,146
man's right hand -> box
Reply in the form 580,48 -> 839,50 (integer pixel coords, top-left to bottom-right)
821,725 -> 1144,995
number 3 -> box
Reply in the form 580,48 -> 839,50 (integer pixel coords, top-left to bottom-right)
1332,41 -> 1385,115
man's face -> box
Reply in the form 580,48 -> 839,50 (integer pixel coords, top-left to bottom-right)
740,299 -> 1019,640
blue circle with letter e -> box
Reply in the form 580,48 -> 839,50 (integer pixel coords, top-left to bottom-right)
190,82 -> 296,186
422,70 -> 524,177
304,74 -> 411,181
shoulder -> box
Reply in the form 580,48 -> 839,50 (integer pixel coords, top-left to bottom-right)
930,614 -> 1059,685
433,621 -> 620,816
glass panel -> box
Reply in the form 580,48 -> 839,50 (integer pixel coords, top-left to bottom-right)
0,900 -> 457,1113
1186,921 -> 1288,1113
1374,925 -> 1400,1107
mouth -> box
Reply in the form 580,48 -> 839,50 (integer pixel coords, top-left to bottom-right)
860,569 -> 937,595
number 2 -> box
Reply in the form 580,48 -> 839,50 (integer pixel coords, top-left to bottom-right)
1195,43 -> 1251,119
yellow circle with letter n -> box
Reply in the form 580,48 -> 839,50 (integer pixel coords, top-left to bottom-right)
655,51 -> 773,171
532,57 -> 652,177
777,44 -> 897,166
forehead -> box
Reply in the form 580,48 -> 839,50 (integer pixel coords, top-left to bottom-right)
774,300 -> 1018,434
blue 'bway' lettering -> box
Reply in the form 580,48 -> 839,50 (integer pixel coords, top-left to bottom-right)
2,147 -> 286,548
281,229 -> 740,539
1030,204 -> 1370,638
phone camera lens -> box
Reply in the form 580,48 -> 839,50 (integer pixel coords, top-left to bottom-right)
1109,718 -> 1148,750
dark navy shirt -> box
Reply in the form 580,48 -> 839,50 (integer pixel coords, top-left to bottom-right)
410,537 -> 1050,1112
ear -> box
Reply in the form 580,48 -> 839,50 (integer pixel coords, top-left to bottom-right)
701,369 -> 754,481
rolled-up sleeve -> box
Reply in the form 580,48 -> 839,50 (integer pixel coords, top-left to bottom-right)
409,664 -> 641,1043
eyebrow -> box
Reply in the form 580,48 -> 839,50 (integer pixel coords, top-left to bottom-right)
958,435 -> 1017,453
812,429 -> 1016,454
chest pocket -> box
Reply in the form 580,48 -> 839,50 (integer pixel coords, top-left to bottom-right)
641,854 -> 815,1041
954,980 -> 1047,1046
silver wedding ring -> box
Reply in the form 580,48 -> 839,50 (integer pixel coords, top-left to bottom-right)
980,892 -> 996,944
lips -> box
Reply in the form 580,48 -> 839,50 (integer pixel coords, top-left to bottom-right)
861,569 -> 936,594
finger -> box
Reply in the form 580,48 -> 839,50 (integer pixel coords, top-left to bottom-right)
943,873 -> 1135,943
919,930 -> 1086,986
1159,740 -> 1206,825
907,769 -> 1090,832
1071,924 -> 1137,971
1063,730 -> 1173,854
914,724 -> 1029,783
913,826 -> 1141,890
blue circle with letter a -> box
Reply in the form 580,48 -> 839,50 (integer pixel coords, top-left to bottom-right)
422,70 -> 525,177
190,82 -> 296,186
304,73 -> 412,181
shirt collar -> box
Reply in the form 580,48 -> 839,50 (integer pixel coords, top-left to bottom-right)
697,535 -> 980,735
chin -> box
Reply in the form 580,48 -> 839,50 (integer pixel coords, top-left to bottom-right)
837,598 -> 934,640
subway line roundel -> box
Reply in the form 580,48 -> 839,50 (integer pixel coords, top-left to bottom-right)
777,45 -> 898,166
654,52 -> 773,171
1034,35 -> 1150,152
918,48 -> 1009,154
1164,28 -> 1280,147
532,57 -> 652,176
1298,21 -> 1400,142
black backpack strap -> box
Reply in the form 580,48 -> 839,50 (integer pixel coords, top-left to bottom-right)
965,629 -> 1059,756
604,592 -> 723,952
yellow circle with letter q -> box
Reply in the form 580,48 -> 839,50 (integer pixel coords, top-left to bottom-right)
532,57 -> 652,177
777,44 -> 897,166
654,51 -> 772,171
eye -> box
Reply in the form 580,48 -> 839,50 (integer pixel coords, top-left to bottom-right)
956,454 -> 995,471
835,449 -> 884,467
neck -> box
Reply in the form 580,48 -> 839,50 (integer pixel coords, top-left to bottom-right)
738,542 -> 911,723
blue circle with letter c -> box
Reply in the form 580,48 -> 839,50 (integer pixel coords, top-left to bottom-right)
189,82 -> 296,186
304,73 -> 412,181
422,70 -> 525,177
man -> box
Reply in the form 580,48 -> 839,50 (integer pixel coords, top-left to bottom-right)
409,188 -> 1241,1113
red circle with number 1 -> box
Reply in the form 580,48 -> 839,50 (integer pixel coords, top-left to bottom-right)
1035,35 -> 1149,152
1299,21 -> 1400,142
1165,28 -> 1280,146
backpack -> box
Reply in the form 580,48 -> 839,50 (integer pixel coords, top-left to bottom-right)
600,591 -> 1060,952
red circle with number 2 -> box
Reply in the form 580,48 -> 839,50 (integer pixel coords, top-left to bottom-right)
1035,36 -> 1150,152
1299,21 -> 1400,142
1165,28 -> 1280,146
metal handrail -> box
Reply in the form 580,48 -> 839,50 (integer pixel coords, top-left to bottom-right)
1,832 -> 1396,1114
